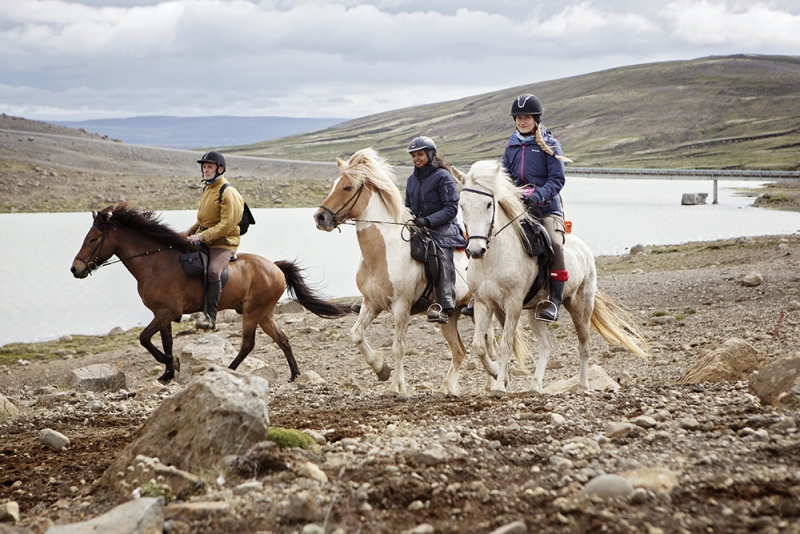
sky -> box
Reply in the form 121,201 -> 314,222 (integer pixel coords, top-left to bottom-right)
1,0 -> 799,121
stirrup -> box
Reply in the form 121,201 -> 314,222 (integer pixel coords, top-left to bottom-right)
195,314 -> 216,331
426,303 -> 448,324
534,300 -> 558,323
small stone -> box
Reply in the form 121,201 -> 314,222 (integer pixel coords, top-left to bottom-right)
487,520 -> 527,534
551,414 -> 566,425
401,524 -> 435,534
40,429 -> 70,449
631,488 -> 648,504
581,474 -> 634,499
0,501 -> 20,524
741,272 -> 763,287
302,429 -> 326,445
632,416 -> 657,429
605,422 -> 640,439
296,462 -> 328,483
678,417 -> 700,431
407,500 -> 425,511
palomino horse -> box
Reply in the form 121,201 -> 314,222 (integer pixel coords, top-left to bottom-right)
312,148 -> 479,395
454,161 -> 649,395
71,203 -> 349,384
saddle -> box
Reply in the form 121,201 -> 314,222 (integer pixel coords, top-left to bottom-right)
519,218 -> 554,306
179,245 -> 234,289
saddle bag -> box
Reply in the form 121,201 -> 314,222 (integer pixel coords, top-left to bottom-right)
410,231 -> 431,263
179,251 -> 204,277
520,218 -> 553,261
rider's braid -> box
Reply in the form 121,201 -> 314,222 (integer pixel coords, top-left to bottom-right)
535,123 -> 573,163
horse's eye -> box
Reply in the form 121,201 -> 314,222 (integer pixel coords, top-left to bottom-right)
343,185 -> 353,192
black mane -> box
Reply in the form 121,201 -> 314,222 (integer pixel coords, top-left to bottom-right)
97,203 -> 195,252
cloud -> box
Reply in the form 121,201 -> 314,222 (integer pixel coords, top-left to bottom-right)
0,1 -> 798,120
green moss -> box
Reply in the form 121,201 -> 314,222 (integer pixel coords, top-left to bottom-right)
266,427 -> 316,450
140,482 -> 173,503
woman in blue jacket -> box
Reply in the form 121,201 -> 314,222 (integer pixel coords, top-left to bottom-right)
503,94 -> 572,323
405,136 -> 466,324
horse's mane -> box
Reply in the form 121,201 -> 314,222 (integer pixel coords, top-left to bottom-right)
464,160 -> 532,234
341,148 -> 411,223
95,203 -> 195,252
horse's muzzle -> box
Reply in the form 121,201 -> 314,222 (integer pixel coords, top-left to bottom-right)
466,245 -> 487,259
313,208 -> 335,232
70,261 -> 89,279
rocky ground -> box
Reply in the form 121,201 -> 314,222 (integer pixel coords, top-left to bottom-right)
1,235 -> 800,534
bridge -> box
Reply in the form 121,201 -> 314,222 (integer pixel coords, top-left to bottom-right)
564,167 -> 800,204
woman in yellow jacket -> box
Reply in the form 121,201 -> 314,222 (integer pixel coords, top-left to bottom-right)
184,151 -> 244,330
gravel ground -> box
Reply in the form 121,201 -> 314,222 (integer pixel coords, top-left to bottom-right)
1,235 -> 799,534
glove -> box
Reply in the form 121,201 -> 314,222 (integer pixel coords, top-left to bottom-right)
413,217 -> 430,228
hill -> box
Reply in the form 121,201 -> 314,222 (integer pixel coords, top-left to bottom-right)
50,115 -> 346,149
224,55 -> 800,171
0,113 -> 368,213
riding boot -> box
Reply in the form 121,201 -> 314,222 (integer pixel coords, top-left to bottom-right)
351,298 -> 363,315
462,299 -> 474,317
537,280 -> 565,323
196,280 -> 222,330
428,248 -> 455,324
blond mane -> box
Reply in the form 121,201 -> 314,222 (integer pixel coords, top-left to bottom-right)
464,160 -> 531,235
338,148 -> 411,223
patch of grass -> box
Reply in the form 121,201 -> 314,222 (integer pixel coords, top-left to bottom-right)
140,482 -> 173,503
547,323 -> 560,330
674,314 -> 685,321
683,308 -> 697,315
0,322 -> 196,366
266,427 -> 316,450
650,310 -> 668,317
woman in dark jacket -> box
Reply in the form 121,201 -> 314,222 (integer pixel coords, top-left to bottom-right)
503,94 -> 572,323
405,136 -> 466,324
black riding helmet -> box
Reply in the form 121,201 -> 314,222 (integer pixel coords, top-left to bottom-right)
510,94 -> 543,121
197,151 -> 226,182
407,136 -> 437,163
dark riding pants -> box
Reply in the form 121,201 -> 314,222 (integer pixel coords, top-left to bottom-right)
435,247 -> 456,311
208,248 -> 233,283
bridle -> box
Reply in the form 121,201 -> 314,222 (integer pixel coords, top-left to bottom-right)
73,224 -> 110,274
461,187 -> 526,254
317,183 -> 364,230
74,223 -> 175,275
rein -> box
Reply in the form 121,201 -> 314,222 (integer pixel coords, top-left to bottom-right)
73,224 -> 175,275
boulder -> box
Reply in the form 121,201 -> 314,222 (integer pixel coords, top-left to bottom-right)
677,338 -> 768,384
741,272 -> 764,287
97,367 -> 270,492
0,394 -> 18,418
681,193 -> 708,205
543,365 -> 620,393
629,244 -> 646,255
749,355 -> 800,406
68,364 -> 126,392
46,497 -> 164,534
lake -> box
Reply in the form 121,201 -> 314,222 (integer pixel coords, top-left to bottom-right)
2,177 -> 799,345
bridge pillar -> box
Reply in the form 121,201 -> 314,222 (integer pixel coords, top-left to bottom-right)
713,179 -> 718,204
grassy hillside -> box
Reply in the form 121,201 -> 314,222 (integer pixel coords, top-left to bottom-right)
224,55 -> 800,171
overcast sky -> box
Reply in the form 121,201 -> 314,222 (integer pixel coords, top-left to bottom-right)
1,0 -> 799,121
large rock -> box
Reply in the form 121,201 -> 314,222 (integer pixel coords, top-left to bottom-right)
97,367 -> 270,492
677,338 -> 768,384
68,364 -> 126,392
542,365 -> 620,393
0,394 -> 18,418
681,192 -> 708,205
179,334 -> 267,382
749,355 -> 800,406
46,497 -> 164,534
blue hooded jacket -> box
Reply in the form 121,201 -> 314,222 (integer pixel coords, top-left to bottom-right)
405,165 -> 467,248
501,126 -> 566,217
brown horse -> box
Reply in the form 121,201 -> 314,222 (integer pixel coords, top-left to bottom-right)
71,203 -> 349,384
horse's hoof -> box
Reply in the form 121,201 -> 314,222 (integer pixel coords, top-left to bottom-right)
157,369 -> 175,384
376,364 -> 392,381
289,372 -> 300,383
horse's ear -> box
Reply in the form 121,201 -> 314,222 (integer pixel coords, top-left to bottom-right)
451,166 -> 466,184
92,211 -> 97,219
336,158 -> 344,169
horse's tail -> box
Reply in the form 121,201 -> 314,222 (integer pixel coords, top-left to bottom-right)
275,260 -> 351,319
591,291 -> 650,358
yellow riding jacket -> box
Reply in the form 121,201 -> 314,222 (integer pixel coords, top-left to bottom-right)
187,176 -> 245,251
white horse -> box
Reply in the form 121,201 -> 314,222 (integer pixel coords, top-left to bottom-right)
313,148 -> 483,395
454,161 -> 649,395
